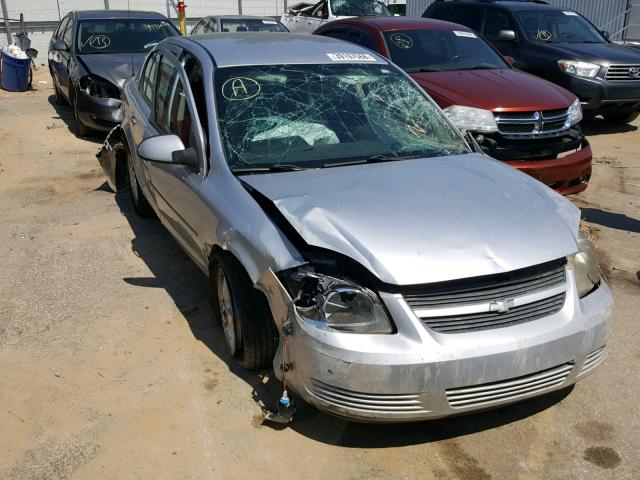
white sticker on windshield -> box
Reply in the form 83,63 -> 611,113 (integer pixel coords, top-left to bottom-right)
262,20 -> 278,24
453,31 -> 477,38
327,53 -> 377,62
563,11 -> 578,16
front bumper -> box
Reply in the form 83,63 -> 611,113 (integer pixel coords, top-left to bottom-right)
505,142 -> 592,195
271,269 -> 612,423
564,75 -> 640,114
480,130 -> 592,195
75,92 -> 123,132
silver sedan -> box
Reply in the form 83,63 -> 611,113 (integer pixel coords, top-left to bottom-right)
98,33 -> 612,422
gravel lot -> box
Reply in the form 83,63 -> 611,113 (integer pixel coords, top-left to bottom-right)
1,68 -> 639,480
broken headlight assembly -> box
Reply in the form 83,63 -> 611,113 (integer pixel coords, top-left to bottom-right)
289,271 -> 393,334
443,105 -> 498,133
569,229 -> 601,298
79,74 -> 120,99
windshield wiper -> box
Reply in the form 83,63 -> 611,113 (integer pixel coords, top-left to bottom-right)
465,63 -> 497,70
323,153 -> 427,169
232,164 -> 306,174
404,67 -> 443,73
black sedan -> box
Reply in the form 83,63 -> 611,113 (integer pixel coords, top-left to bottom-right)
48,10 -> 180,136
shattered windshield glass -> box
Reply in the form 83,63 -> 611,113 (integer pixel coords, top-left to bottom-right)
215,63 -> 469,171
331,0 -> 390,17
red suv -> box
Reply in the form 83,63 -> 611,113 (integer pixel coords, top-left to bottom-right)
315,17 -> 593,195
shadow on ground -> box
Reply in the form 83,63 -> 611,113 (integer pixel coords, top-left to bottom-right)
113,191 -> 574,447
581,117 -> 638,136
582,208 -> 640,234
47,94 -> 105,144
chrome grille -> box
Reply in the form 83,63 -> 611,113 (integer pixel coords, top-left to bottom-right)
421,293 -> 566,333
404,259 -> 567,334
446,363 -> 573,409
404,260 -> 565,309
578,345 -> 607,378
494,108 -> 570,137
307,379 -> 428,413
605,65 -> 640,81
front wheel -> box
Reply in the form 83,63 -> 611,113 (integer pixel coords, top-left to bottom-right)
210,252 -> 278,370
127,152 -> 154,218
603,111 -> 639,124
72,90 -> 92,137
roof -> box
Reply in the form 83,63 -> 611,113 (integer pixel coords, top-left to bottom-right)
325,16 -> 471,32
183,33 -> 389,67
74,10 -> 170,20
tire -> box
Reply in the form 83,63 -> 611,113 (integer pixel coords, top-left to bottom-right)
126,148 -> 154,218
603,111 -> 639,124
72,90 -> 92,137
210,252 -> 278,370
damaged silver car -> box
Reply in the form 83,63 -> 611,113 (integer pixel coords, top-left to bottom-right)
98,33 -> 613,422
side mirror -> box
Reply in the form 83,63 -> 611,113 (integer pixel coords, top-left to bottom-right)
498,30 -> 516,42
51,40 -> 68,51
601,30 -> 610,40
504,55 -> 516,66
137,135 -> 198,168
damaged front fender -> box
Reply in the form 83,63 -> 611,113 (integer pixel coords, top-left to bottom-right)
96,125 -> 127,192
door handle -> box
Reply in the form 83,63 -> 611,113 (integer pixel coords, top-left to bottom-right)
130,113 -> 137,125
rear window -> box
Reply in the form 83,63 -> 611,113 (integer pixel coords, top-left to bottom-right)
383,29 -> 508,72
220,19 -> 288,32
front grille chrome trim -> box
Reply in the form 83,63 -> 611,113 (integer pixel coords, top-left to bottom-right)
446,363 -> 573,409
605,65 -> 640,81
494,108 -> 571,138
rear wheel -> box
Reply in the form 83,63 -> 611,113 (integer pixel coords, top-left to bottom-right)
126,150 -> 154,218
603,111 -> 639,124
210,252 -> 278,370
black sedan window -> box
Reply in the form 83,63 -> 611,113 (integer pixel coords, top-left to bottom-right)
76,19 -> 179,54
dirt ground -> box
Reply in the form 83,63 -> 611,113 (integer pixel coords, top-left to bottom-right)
1,68 -> 639,480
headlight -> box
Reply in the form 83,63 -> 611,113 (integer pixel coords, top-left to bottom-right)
569,229 -> 601,298
558,60 -> 601,78
443,106 -> 498,133
79,75 -> 119,99
565,98 -> 583,127
289,271 -> 393,334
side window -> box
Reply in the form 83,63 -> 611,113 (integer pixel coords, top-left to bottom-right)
312,1 -> 327,18
482,10 -> 516,41
429,5 -> 453,21
320,28 -> 348,41
349,29 -> 376,51
168,80 -> 194,149
55,17 -> 70,40
154,56 -> 179,132
139,51 -> 159,105
454,6 -> 484,32
62,17 -> 73,46
183,53 -> 209,152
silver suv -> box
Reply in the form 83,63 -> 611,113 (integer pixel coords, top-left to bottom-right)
98,33 -> 612,422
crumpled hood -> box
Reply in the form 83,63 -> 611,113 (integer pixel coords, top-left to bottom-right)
411,69 -> 575,111
242,154 -> 581,286
77,53 -> 147,90
533,41 -> 640,64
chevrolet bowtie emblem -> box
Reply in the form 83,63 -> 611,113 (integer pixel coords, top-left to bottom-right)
490,298 -> 515,314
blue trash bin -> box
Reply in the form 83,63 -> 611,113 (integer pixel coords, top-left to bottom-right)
1,53 -> 31,92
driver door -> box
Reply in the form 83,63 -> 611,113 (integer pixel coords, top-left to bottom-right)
143,50 -> 209,268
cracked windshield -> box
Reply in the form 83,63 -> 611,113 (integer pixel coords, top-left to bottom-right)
215,63 -> 469,172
